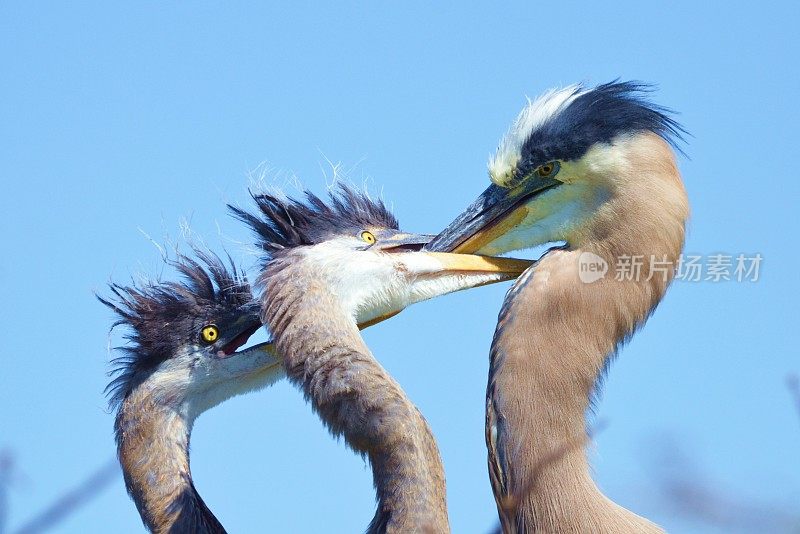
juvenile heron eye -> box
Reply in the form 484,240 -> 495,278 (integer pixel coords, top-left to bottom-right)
537,162 -> 556,177
360,231 -> 376,245
200,325 -> 219,344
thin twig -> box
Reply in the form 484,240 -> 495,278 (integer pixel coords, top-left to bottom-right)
0,449 -> 14,534
655,437 -> 800,533
787,373 -> 800,424
11,459 -> 119,534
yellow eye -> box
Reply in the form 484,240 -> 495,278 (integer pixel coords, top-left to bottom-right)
360,231 -> 376,245
537,162 -> 556,177
200,325 -> 219,344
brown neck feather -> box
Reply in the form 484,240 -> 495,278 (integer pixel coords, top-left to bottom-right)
489,134 -> 688,533
263,256 -> 449,533
116,387 -> 226,534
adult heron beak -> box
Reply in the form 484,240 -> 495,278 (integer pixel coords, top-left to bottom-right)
424,176 -> 561,254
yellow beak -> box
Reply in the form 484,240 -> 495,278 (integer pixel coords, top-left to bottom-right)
256,251 -> 532,354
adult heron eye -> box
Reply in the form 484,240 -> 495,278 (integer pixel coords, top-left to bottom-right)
360,231 -> 376,245
200,325 -> 219,344
538,162 -> 555,177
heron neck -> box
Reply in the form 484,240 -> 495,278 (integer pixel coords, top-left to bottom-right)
263,263 -> 449,533
489,138 -> 687,532
116,388 -> 225,534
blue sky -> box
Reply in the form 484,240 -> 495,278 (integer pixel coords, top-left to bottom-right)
1,2 -> 798,533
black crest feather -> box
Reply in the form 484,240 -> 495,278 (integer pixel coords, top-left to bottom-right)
517,80 -> 686,175
229,183 -> 398,256
98,251 -> 252,409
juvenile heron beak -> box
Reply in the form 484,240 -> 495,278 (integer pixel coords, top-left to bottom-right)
252,233 -> 534,339
212,301 -> 281,374
376,232 -> 436,251
414,251 -> 532,279
377,230 -> 533,291
367,233 -> 533,327
213,341 -> 282,381
213,303 -> 263,359
425,176 -> 562,254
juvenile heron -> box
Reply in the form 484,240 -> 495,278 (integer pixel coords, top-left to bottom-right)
426,82 -> 689,533
232,185 -> 532,532
99,252 -> 282,533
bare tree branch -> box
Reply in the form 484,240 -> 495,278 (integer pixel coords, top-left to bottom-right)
11,459 -> 119,534
787,373 -> 800,424
653,438 -> 800,533
0,449 -> 14,534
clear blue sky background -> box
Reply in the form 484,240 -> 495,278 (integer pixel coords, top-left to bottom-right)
1,2 -> 798,533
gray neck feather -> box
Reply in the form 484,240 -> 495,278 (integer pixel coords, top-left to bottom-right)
490,143 -> 686,533
117,387 -> 226,534
263,257 -> 449,533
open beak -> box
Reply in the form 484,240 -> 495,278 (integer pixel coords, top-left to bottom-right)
217,300 -> 281,378
358,249 -> 533,328
424,176 -> 561,254
216,321 -> 262,358
418,251 -> 532,279
215,303 -> 264,359
212,337 -> 282,382
250,236 -> 535,354
372,229 -> 532,290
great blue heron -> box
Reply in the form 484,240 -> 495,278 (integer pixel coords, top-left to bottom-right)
99,252 -> 282,533
232,185 -> 532,532
426,81 -> 689,533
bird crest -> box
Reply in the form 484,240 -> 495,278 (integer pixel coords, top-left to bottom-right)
229,183 -> 399,256
490,81 -> 686,187
98,251 -> 253,409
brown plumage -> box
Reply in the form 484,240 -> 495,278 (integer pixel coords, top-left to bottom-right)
264,252 -> 448,532
235,185 -> 532,533
99,252 -> 282,533
427,83 -> 689,533
487,135 -> 685,533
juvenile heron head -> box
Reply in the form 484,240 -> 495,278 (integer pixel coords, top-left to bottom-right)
426,81 -> 685,255
100,252 -> 284,533
231,184 -> 532,325
98,251 -> 279,417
